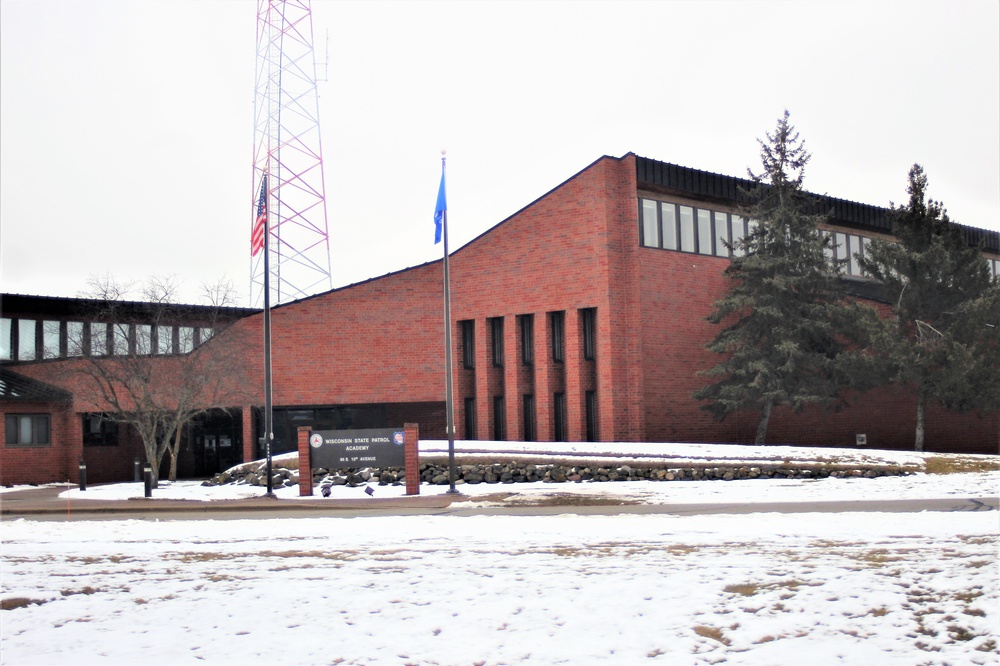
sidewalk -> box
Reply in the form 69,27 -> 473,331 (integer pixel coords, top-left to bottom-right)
0,485 -> 459,518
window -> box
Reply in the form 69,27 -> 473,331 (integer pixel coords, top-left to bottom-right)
523,394 -> 536,441
641,199 -> 659,248
678,206 -> 696,252
43,321 -> 61,359
1,318 -> 12,361
489,317 -> 504,367
520,315 -> 534,365
136,324 -> 153,356
67,322 -> 84,357
662,203 -> 678,250
90,322 -> 108,356
585,391 -> 597,442
464,397 -> 477,440
157,325 -> 174,355
640,198 -> 744,258
5,414 -> 50,447
18,319 -> 36,361
83,414 -> 119,447
553,392 -> 567,442
714,211 -> 730,258
461,320 -> 475,369
826,230 -> 872,277
493,395 -> 506,441
581,308 -> 596,361
730,215 -> 747,256
697,208 -> 713,255
178,326 -> 195,353
550,311 -> 564,363
112,323 -> 130,356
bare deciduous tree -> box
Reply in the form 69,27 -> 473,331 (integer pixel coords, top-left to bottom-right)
67,274 -> 256,485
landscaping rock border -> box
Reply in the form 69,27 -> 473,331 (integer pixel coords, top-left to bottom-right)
203,459 -> 911,489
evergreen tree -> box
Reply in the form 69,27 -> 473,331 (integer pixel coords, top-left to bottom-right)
858,164 -> 1000,451
694,111 -> 855,444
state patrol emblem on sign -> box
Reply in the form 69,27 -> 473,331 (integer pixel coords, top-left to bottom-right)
309,433 -> 324,448
393,431 -> 405,445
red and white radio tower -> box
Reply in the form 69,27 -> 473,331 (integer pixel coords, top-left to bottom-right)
250,0 -> 331,307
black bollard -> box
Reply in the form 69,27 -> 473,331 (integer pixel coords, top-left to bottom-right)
78,460 -> 87,492
143,465 -> 152,498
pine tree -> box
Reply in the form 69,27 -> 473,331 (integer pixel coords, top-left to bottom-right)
694,111 -> 855,444
858,165 -> 1000,451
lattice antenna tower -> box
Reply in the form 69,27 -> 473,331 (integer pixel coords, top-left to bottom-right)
251,0 -> 332,307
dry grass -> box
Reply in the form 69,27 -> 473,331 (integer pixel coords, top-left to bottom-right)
924,456 -> 1000,474
506,493 -> 640,507
723,583 -> 760,597
693,625 -> 731,646
1,597 -> 49,611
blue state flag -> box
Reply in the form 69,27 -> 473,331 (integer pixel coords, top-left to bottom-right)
434,169 -> 446,244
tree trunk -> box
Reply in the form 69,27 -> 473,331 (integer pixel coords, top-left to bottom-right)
755,398 -> 774,444
915,383 -> 926,452
168,428 -> 182,481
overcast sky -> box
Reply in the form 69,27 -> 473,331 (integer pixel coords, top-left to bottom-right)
2,0 -> 998,306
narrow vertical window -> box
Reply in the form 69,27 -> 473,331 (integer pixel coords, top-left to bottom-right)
848,235 -> 862,276
714,211 -> 730,257
157,326 -> 174,355
679,206 -> 696,252
42,321 -> 60,359
90,322 -> 108,356
67,322 -> 84,357
821,230 -> 835,265
730,215 -> 746,257
461,320 -> 475,369
585,390 -> 597,442
519,315 -> 534,365
662,203 -> 678,250
464,397 -> 477,440
553,392 -> 567,442
834,232 -> 847,261
136,325 -> 153,356
493,395 -> 506,441
112,323 -> 130,356
550,311 -> 564,363
640,199 -> 659,248
0,318 -> 11,361
523,394 -> 536,442
697,208 -> 713,255
581,308 -> 596,361
18,319 -> 36,361
489,317 -> 504,367
177,326 -> 193,354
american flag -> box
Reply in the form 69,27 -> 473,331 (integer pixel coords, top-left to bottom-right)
251,175 -> 267,257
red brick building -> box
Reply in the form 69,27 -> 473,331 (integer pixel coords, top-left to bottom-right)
3,154 -> 999,485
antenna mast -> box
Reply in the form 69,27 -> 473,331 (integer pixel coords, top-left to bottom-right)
251,0 -> 332,307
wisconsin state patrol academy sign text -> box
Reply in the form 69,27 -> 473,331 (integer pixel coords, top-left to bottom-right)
308,428 -> 406,469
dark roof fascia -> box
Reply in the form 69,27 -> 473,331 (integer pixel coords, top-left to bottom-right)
0,368 -> 72,403
634,155 -> 1000,254
0,293 -> 260,322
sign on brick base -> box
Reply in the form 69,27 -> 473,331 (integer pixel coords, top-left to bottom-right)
297,424 -> 420,497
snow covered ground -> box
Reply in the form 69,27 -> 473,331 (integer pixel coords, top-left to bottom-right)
2,443 -> 998,665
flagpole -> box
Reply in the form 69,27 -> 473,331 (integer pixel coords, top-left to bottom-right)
262,170 -> 275,498
440,153 -> 458,494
